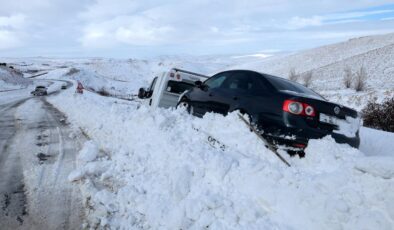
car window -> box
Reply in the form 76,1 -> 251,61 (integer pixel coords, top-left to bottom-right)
264,74 -> 324,99
166,80 -> 194,94
204,73 -> 228,89
221,72 -> 269,95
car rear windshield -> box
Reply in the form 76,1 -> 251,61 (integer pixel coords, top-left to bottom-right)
166,80 -> 194,94
264,75 -> 324,99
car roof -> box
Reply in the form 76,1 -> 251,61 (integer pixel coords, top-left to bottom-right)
213,69 -> 325,99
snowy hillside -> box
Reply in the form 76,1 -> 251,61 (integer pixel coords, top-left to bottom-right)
0,66 -> 32,91
232,33 -> 394,110
236,33 -> 394,77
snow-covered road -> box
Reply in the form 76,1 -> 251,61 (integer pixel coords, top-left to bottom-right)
0,85 -> 84,229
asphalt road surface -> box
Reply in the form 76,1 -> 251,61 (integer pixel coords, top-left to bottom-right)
0,82 -> 85,229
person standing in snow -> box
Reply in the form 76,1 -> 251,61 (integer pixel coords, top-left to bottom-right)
76,81 -> 84,94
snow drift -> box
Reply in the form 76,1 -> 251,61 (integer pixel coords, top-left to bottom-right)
49,89 -> 394,230
0,66 -> 32,90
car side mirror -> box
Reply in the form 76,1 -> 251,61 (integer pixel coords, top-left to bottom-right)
195,80 -> 203,87
138,87 -> 146,99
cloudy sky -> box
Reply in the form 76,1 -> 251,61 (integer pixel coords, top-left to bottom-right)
1,0 -> 394,58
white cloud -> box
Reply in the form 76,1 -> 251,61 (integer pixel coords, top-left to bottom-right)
0,14 -> 27,50
1,0 -> 394,56
327,9 -> 394,21
0,30 -> 23,50
80,15 -> 175,48
288,16 -> 323,29
0,14 -> 26,29
115,25 -> 173,45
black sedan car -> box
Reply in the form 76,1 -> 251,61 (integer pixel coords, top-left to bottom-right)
31,86 -> 48,96
178,70 -> 360,151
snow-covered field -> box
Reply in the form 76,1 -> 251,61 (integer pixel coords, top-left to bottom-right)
2,32 -> 394,229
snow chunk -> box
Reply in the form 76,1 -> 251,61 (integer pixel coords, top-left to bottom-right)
78,140 -> 99,164
333,115 -> 361,138
68,141 -> 107,182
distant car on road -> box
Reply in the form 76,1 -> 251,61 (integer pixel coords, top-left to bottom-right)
31,86 -> 48,96
61,85 -> 67,90
178,70 -> 360,152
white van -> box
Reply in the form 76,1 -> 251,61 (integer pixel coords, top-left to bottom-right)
138,68 -> 209,108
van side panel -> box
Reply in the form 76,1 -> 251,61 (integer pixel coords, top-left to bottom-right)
145,68 -> 209,108
158,79 -> 197,108
158,92 -> 180,108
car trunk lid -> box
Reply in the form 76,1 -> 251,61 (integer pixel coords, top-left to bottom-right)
304,98 -> 360,138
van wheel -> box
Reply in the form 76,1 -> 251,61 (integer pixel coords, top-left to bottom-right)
177,99 -> 192,114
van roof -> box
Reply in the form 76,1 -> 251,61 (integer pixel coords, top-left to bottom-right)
171,68 -> 209,78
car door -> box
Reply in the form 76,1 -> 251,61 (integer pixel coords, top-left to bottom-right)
189,72 -> 229,116
241,73 -> 277,125
210,71 -> 275,121
205,71 -> 254,114
201,71 -> 259,115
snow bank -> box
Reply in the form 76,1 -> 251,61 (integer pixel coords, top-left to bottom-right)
360,127 -> 394,157
355,156 -> 394,179
48,90 -> 394,229
0,66 -> 32,90
68,141 -> 108,182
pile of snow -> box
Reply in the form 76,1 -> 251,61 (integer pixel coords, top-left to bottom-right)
0,66 -> 32,90
49,89 -> 394,229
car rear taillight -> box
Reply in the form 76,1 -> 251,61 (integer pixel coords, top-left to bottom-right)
283,100 -> 316,117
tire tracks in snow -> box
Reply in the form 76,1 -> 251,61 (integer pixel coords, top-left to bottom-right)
0,100 -> 29,227
0,86 -> 85,229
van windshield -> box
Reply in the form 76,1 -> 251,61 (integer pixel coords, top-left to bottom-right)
166,81 -> 194,94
